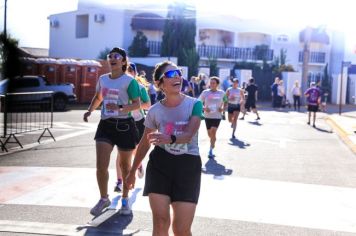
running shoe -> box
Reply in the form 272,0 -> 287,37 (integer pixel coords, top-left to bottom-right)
90,198 -> 111,216
119,197 -> 132,215
137,165 -> 145,179
114,179 -> 123,192
208,149 -> 214,158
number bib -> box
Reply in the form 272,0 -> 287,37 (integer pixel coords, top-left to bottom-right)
103,100 -> 118,116
164,143 -> 188,155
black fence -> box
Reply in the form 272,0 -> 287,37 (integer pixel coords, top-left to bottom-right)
0,92 -> 56,152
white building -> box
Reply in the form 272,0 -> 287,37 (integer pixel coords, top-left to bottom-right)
48,0 -> 348,103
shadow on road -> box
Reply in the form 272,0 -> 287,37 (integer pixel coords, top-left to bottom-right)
229,138 -> 251,149
313,126 -> 333,133
201,158 -> 233,178
77,188 -> 143,235
248,121 -> 262,126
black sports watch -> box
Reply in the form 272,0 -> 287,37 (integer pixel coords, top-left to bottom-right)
170,135 -> 177,144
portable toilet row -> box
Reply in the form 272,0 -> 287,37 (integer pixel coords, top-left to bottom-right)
79,60 -> 102,103
19,57 -> 102,103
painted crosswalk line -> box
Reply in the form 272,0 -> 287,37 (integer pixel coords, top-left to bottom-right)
1,166 -> 356,234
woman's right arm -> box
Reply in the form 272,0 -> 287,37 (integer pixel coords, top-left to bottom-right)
83,92 -> 103,122
126,127 -> 156,189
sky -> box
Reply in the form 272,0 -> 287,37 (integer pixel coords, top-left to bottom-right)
0,0 -> 355,56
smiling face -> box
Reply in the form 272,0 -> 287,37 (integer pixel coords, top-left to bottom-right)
159,64 -> 182,95
209,79 -> 218,90
107,52 -> 126,73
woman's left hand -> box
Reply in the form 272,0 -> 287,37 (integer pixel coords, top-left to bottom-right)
106,102 -> 118,111
147,132 -> 170,145
126,171 -> 136,190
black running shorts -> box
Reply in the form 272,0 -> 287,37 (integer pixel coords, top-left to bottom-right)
227,104 -> 241,113
143,146 -> 202,204
135,118 -> 145,142
94,117 -> 139,151
308,105 -> 319,112
205,118 -> 221,130
245,100 -> 256,110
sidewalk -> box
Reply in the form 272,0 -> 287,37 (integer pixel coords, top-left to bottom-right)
325,112 -> 356,154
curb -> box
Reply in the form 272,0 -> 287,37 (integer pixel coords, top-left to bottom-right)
325,116 -> 356,154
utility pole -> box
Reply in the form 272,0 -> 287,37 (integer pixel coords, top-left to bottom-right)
301,27 -> 312,103
4,0 -> 7,38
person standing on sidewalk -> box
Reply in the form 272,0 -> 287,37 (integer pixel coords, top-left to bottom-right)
226,78 -> 244,139
126,61 -> 203,236
240,78 -> 260,120
83,47 -> 141,216
199,77 -> 227,158
304,81 -> 321,128
291,80 -> 301,111
113,62 -> 151,193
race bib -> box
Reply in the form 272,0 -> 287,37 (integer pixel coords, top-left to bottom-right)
103,100 -> 118,116
164,143 -> 188,155
208,104 -> 217,112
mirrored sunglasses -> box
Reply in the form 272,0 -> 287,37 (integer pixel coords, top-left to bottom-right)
158,69 -> 182,80
107,53 -> 123,60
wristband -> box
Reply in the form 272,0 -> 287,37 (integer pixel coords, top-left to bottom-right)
170,135 -> 176,144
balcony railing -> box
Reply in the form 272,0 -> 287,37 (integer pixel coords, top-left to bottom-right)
147,41 -> 274,61
298,51 -> 326,63
197,45 -> 274,61
147,41 -> 162,55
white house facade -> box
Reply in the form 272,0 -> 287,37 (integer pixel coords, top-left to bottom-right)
48,0 -> 351,103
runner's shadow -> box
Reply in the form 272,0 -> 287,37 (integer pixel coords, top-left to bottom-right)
248,121 -> 262,126
313,126 -> 333,133
229,138 -> 251,149
77,188 -> 142,235
201,158 -> 233,178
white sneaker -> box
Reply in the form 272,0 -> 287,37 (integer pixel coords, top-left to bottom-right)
119,198 -> 132,215
137,165 -> 145,179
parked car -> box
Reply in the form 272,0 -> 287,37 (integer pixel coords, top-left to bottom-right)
9,75 -> 77,111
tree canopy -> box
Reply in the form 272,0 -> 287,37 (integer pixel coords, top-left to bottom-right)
161,3 -> 199,78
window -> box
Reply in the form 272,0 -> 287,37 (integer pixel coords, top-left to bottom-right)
76,15 -> 89,38
13,79 -> 40,88
276,34 -> 289,43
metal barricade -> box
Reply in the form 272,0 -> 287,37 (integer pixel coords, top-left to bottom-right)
0,91 -> 56,152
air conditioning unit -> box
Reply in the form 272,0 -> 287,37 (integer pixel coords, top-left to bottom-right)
94,14 -> 105,23
50,19 -> 59,28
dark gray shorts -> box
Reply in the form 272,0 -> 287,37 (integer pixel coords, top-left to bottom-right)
94,117 -> 139,151
143,146 -> 202,204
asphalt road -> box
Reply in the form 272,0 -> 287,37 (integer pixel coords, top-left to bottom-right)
0,107 -> 356,236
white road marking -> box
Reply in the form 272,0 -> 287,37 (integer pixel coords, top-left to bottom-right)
2,166 -> 356,234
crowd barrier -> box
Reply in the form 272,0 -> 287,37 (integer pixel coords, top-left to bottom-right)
0,92 -> 56,152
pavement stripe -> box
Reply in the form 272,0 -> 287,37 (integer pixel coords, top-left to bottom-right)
0,128 -> 96,156
0,220 -> 151,236
0,168 -> 72,203
2,166 -> 356,234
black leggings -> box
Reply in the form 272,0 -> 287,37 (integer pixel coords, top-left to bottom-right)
293,95 -> 301,110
